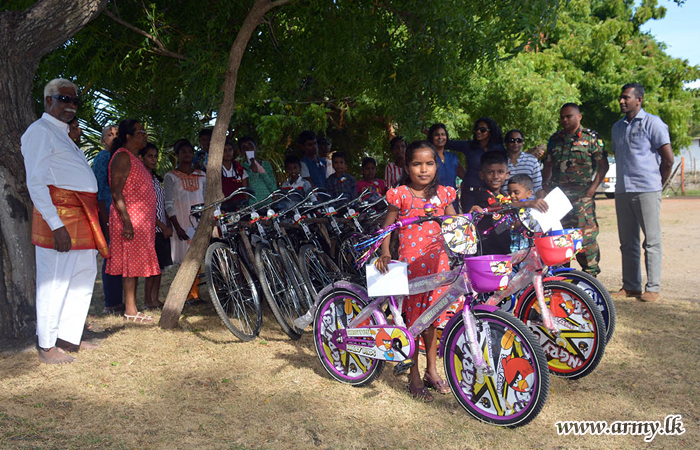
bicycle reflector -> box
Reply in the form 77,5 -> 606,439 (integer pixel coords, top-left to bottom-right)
464,255 -> 512,293
534,233 -> 575,266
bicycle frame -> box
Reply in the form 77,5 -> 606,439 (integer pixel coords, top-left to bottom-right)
320,214 -> 508,378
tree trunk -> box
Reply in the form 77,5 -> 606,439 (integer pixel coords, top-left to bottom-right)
159,0 -> 293,329
0,0 -> 108,339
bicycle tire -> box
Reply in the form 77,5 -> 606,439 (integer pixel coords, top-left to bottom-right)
204,242 -> 262,341
443,308 -> 549,427
516,280 -> 606,380
299,244 -> 341,299
312,287 -> 385,386
553,269 -> 616,342
336,232 -> 364,276
278,240 -> 314,315
254,243 -> 303,340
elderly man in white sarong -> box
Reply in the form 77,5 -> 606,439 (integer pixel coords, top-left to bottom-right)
21,78 -> 109,364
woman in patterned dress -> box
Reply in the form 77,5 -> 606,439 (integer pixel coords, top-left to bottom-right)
107,120 -> 160,324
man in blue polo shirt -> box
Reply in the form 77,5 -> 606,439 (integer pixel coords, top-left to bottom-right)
611,83 -> 674,302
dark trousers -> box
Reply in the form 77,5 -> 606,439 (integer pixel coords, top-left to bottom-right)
102,237 -> 123,307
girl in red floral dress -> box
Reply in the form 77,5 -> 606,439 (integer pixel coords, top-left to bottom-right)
376,140 -> 456,402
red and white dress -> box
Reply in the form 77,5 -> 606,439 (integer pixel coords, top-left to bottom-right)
387,185 -> 456,327
106,148 -> 161,278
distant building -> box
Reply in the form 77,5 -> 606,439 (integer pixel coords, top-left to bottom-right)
675,137 -> 700,169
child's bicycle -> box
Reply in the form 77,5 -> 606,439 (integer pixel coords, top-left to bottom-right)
480,224 -> 607,380
547,264 -> 616,343
311,212 -> 550,427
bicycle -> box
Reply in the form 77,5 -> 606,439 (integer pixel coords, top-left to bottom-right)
190,187 -> 264,341
477,210 -> 607,380
311,211 -> 549,427
252,188 -> 321,340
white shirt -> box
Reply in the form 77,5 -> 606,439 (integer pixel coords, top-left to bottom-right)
21,113 -> 98,231
222,164 -> 248,180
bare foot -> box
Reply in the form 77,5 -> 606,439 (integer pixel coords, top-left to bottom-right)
38,347 -> 75,364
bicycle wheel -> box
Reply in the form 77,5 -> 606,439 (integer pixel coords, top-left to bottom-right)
516,280 -> 606,379
204,242 -> 262,341
254,243 -> 303,340
278,241 -> 314,314
443,308 -> 549,427
299,243 -> 341,298
336,232 -> 364,277
312,287 -> 385,386
553,269 -> 616,342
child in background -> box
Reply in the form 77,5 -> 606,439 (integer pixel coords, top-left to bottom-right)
326,152 -> 357,200
376,140 -> 456,402
139,143 -> 172,309
280,155 -> 315,208
356,157 -> 387,201
385,135 -> 406,188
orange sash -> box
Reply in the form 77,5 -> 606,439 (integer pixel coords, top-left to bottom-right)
31,186 -> 110,258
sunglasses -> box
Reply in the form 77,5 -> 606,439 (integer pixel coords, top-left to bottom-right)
506,138 -> 524,144
475,127 -> 489,133
50,95 -> 81,106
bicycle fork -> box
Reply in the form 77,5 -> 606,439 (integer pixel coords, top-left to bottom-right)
461,299 -> 494,384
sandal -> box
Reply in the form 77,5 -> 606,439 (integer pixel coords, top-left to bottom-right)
408,381 -> 434,402
423,373 -> 451,395
123,312 -> 155,324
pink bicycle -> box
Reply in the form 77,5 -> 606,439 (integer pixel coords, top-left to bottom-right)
311,213 -> 550,427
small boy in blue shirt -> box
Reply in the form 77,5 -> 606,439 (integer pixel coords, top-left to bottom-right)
326,152 -> 357,200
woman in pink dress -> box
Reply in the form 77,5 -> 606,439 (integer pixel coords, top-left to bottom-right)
107,119 -> 160,324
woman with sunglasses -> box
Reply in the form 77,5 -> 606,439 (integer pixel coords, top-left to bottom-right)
504,129 -> 543,198
446,117 -> 505,212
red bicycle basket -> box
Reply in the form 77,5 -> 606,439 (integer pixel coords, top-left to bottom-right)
533,234 -> 575,266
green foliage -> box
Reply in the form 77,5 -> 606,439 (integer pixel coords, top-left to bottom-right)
30,0 -> 561,177
25,0 -> 699,178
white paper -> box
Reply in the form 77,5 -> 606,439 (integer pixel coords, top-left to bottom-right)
186,226 -> 196,240
366,259 -> 409,297
246,150 -> 255,162
529,187 -> 573,232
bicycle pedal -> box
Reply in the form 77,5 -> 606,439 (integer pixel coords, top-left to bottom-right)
393,359 -> 414,376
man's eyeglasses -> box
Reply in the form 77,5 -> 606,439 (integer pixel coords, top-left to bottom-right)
506,138 -> 524,144
50,95 -> 81,106
475,127 -> 489,133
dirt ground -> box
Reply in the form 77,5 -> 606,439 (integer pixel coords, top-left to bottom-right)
1,198 -> 699,449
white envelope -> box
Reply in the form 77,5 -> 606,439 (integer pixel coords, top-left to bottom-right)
529,187 -> 573,232
366,259 -> 409,297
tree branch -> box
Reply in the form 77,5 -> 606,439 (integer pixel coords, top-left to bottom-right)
103,9 -> 186,60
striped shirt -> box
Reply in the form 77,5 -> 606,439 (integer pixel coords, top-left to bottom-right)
504,152 -> 543,198
152,174 -> 167,232
385,162 -> 403,188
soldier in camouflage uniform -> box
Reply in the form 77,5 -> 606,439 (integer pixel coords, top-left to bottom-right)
543,103 -> 609,277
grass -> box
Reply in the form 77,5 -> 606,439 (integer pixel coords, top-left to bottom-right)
1,200 -> 699,449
